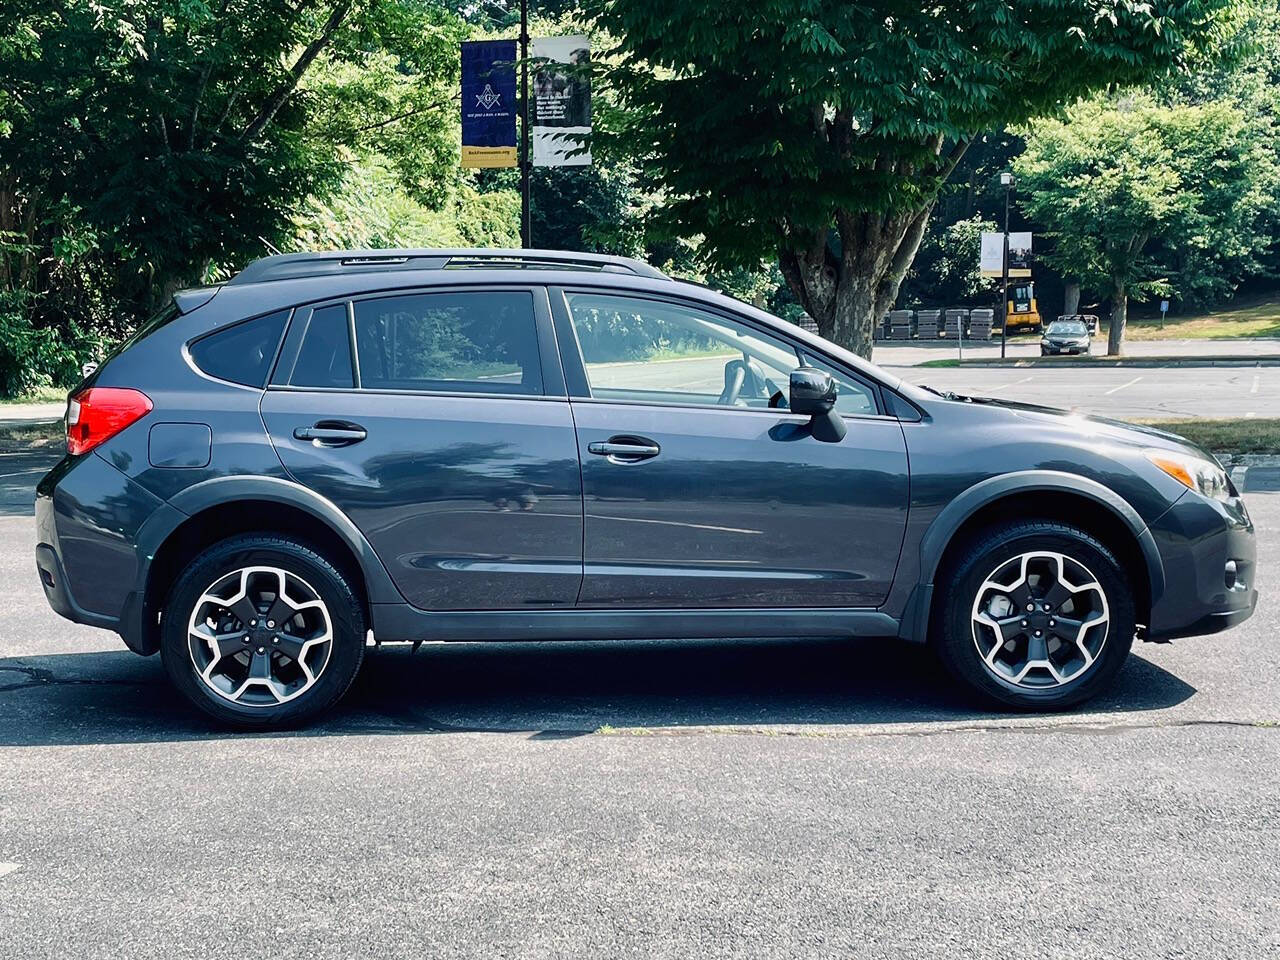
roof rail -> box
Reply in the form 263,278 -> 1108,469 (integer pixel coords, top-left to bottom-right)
227,248 -> 668,286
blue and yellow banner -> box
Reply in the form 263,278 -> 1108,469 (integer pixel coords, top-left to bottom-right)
461,40 -> 517,169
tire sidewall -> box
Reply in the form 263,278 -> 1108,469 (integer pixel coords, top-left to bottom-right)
936,525 -> 1136,710
160,537 -> 365,728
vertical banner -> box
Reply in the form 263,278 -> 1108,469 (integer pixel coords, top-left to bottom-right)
531,35 -> 592,167
461,40 -> 517,168
979,232 -> 1004,277
1007,232 -> 1032,277
979,231 -> 1033,277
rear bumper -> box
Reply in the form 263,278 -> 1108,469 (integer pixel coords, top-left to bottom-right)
1147,492 -> 1257,641
36,452 -> 167,654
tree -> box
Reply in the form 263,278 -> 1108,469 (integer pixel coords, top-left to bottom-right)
0,0 -> 463,390
1015,94 -> 1279,354
583,0 -> 1239,357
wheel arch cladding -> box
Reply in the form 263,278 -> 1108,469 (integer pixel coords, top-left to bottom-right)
916,472 -> 1165,643
135,477 -> 404,655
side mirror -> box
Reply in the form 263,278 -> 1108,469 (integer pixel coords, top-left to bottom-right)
789,367 -> 846,443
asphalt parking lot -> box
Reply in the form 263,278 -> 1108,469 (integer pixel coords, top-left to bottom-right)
0,444 -> 1276,958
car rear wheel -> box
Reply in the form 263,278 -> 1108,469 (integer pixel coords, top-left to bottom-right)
160,535 -> 365,728
933,520 -> 1135,710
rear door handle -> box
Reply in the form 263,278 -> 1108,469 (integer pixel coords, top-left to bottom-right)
294,421 -> 367,446
587,437 -> 661,462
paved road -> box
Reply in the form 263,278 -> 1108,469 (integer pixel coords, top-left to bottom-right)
586,352 -> 1279,421
0,453 -> 1276,957
869,335 -> 1280,366
894,362 -> 1280,421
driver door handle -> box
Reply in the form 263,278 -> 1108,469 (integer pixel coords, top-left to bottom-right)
587,437 -> 661,462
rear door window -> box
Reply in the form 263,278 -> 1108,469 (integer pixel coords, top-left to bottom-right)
352,291 -> 543,395
189,310 -> 289,387
289,305 -> 354,388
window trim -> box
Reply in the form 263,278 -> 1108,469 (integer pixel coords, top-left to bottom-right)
551,286 -> 889,419
271,303 -> 357,389
266,284 -> 566,400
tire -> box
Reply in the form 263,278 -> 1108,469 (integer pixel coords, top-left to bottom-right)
160,535 -> 366,729
932,520 -> 1135,710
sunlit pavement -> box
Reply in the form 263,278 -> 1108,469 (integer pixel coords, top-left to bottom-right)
0,462 -> 1275,957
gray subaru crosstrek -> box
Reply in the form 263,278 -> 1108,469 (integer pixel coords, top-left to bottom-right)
36,249 -> 1257,727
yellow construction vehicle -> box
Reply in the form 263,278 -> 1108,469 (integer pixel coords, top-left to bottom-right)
1004,281 -> 1043,334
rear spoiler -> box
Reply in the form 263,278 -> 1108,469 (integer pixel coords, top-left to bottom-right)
173,286 -> 220,314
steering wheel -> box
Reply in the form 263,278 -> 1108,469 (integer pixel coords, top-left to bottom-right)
718,359 -> 749,406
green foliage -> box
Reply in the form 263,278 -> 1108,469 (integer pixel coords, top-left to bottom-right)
902,216 -> 999,307
0,0 -> 464,394
584,0 -> 1241,356
294,155 -> 521,251
1015,93 -> 1280,352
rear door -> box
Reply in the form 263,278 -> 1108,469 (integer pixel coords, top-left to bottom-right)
260,286 -> 583,610
553,288 -> 910,609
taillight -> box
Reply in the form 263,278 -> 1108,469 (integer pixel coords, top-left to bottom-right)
66,387 -> 153,456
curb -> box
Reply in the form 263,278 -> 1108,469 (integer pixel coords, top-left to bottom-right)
1219,454 -> 1280,494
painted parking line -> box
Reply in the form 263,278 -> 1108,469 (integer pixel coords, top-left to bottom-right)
985,376 -> 1035,392
0,863 -> 20,879
1252,373 -> 1260,394
1104,376 -> 1143,395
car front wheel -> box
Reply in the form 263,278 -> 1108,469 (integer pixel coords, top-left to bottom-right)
933,520 -> 1136,710
160,535 -> 366,728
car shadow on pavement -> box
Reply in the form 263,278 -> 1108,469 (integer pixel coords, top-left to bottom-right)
0,636 -> 1197,746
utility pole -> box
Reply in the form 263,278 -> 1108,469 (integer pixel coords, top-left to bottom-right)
519,0 -> 531,248
999,171 -> 1014,359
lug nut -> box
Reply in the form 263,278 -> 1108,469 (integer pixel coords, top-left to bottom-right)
272,638 -> 279,644
257,646 -> 265,654
1021,619 -> 1028,627
1026,603 -> 1034,611
1049,619 -> 1056,627
1033,630 -> 1043,637
1042,603 -> 1051,611
267,620 -> 275,628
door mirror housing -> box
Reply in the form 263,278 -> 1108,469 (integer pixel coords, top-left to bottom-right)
789,367 -> 846,443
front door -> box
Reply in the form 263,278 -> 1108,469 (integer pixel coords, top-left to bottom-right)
555,289 -> 910,609
261,287 -> 583,610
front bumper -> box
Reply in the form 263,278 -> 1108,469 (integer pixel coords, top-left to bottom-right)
1147,491 -> 1257,641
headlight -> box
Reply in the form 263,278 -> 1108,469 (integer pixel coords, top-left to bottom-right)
1145,449 -> 1232,500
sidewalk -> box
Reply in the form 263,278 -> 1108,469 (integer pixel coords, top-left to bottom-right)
0,402 -> 64,424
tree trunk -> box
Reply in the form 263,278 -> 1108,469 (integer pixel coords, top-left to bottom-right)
1063,281 -> 1081,317
776,141 -> 971,360
778,207 -> 934,360
1107,282 -> 1127,356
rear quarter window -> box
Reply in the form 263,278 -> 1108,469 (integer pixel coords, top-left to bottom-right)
188,310 -> 289,387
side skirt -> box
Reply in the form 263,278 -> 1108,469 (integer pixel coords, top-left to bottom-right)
370,604 -> 900,644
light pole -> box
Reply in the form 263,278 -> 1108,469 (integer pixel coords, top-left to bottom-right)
519,0 -> 531,248
999,171 -> 1014,359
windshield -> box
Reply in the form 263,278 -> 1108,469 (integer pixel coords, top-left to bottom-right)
1048,322 -> 1087,336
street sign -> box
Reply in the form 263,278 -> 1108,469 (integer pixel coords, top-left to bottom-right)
1161,300 -> 1170,313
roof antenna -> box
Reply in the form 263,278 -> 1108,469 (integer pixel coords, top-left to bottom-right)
258,236 -> 284,256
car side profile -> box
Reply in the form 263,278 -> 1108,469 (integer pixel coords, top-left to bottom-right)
36,249 -> 1258,727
